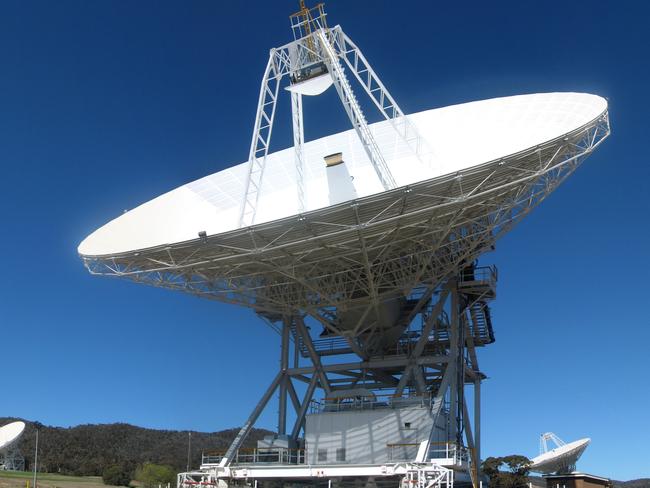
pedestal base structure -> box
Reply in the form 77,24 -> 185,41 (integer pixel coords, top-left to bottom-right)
179,266 -> 497,488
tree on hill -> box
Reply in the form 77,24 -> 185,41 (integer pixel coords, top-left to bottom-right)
483,455 -> 532,488
613,480 -> 650,488
0,417 -> 272,478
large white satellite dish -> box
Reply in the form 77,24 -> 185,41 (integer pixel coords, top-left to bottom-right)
78,3 -> 611,488
79,92 -> 607,259
0,421 -> 25,453
530,432 -> 590,474
78,92 -> 609,321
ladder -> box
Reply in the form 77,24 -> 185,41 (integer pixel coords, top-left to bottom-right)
316,28 -> 397,190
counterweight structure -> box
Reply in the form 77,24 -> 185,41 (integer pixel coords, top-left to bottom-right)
79,3 -> 610,488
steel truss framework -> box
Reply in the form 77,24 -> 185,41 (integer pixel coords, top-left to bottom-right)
224,271 -> 494,463
0,448 -> 25,471
539,432 -> 566,455
83,111 -> 610,340
175,270 -> 493,488
238,22 -> 433,227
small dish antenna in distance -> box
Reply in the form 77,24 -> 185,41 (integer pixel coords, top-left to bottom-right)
0,421 -> 26,453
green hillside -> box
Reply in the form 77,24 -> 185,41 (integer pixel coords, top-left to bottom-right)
0,418 -> 271,477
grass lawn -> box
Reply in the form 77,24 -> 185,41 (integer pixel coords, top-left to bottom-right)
0,472 -> 119,488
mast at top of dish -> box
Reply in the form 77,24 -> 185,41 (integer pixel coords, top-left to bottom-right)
238,1 -> 433,228
539,432 -> 567,454
289,1 -> 327,52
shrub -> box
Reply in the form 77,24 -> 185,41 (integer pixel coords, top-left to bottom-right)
134,463 -> 176,488
102,465 -> 132,487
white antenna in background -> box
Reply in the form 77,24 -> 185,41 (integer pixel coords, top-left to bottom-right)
532,433 -> 590,474
0,421 -> 26,471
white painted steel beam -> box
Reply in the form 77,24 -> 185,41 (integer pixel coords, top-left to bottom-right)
330,26 -> 434,168
316,28 -> 397,191
291,91 -> 306,212
219,371 -> 283,467
239,53 -> 282,227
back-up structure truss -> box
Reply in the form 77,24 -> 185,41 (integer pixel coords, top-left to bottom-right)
0,448 -> 24,472
82,111 -> 610,325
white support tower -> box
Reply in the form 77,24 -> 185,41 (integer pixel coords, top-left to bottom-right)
239,1 -> 431,227
329,28 -> 434,168
315,27 -> 397,191
240,54 -> 282,227
540,432 -> 566,455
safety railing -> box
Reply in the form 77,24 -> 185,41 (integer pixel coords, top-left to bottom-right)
202,447 -> 306,466
201,452 -> 223,465
429,442 -> 470,463
458,265 -> 497,289
386,442 -> 470,465
310,393 -> 431,414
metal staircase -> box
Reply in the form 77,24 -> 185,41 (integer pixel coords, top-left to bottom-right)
467,300 -> 495,345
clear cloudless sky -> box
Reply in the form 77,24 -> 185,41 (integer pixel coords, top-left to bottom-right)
1,0 -> 648,481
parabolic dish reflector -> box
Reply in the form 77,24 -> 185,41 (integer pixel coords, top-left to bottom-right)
0,421 -> 25,452
530,438 -> 591,474
79,92 -> 609,314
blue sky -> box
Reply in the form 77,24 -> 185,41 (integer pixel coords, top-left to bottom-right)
1,0 -> 649,481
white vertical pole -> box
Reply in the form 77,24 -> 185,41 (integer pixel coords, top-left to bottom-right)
32,428 -> 39,488
186,432 -> 192,472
